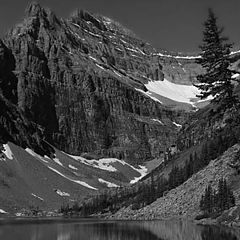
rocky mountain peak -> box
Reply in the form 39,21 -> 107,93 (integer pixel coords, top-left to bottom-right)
26,2 -> 46,18
70,9 -> 107,31
24,2 -> 60,28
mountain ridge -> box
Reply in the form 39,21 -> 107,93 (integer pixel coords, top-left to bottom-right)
1,2 -> 240,215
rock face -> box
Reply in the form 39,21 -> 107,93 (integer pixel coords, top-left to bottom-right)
0,39 -> 52,155
0,3 -> 189,164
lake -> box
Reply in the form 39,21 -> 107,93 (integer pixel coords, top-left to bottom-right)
0,218 -> 239,240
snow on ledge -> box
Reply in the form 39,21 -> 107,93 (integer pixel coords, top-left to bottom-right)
0,209 -> 7,214
25,148 -> 48,163
31,193 -> 44,201
130,165 -> 148,184
69,164 -> 78,170
232,73 -> 240,79
98,178 -> 119,188
48,166 -> 98,190
55,189 -> 70,197
173,122 -> 182,128
152,119 -> 164,125
2,144 -> 13,160
53,157 -> 63,166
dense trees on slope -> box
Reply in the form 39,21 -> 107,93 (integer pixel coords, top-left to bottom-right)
195,9 -> 239,110
200,178 -> 235,215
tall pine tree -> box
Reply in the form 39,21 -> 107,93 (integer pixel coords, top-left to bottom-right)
196,9 -> 238,110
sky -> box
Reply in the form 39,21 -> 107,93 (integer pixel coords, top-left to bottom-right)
0,0 -> 240,53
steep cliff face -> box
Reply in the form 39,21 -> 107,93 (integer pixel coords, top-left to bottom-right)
0,39 -> 52,156
158,56 -> 202,85
1,3 -> 186,164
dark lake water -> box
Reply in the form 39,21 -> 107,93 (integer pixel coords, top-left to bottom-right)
0,218 -> 239,240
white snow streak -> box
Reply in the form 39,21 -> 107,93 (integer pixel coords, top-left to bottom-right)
0,209 -> 7,214
48,166 -> 97,190
153,52 -> 201,59
113,70 -> 122,77
173,122 -> 182,128
232,73 -> 240,79
55,189 -> 70,197
69,164 -> 78,170
98,178 -> 119,188
53,158 -> 63,166
89,56 -> 97,61
25,148 -> 48,163
152,119 -> 164,125
96,63 -> 105,70
2,144 -> 13,160
31,193 -> 44,201
66,153 -> 148,183
130,165 -> 148,184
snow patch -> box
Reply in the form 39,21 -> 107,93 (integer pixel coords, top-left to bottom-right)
66,153 -> 147,183
115,47 -> 123,52
55,189 -> 70,197
72,23 -> 80,28
87,158 -> 119,172
130,165 -> 148,184
145,79 -> 200,105
89,55 -> 97,61
152,119 -> 164,125
173,122 -> 182,128
0,209 -> 7,214
31,193 -> 44,201
25,148 -> 48,163
48,166 -> 97,190
153,52 -> 201,59
96,63 -> 105,70
113,70 -> 122,77
126,47 -> 139,53
83,29 -> 101,38
44,155 -> 51,160
232,73 -> 240,79
69,164 -> 78,170
230,50 -> 240,55
2,144 -> 13,160
98,178 -> 119,188
53,157 -> 63,166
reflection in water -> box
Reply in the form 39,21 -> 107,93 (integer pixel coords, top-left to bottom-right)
0,219 -> 239,240
201,226 -> 238,240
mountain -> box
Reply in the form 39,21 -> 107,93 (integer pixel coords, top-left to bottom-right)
1,2 -> 240,215
0,2 -> 187,212
2,2 -> 185,165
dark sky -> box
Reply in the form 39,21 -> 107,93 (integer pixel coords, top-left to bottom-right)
1,0 -> 240,53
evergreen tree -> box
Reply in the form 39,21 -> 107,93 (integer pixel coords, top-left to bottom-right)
195,9 -> 238,110
200,185 -> 214,214
200,179 -> 235,215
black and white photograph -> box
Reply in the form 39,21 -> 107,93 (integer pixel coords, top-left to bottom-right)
0,0 -> 240,239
